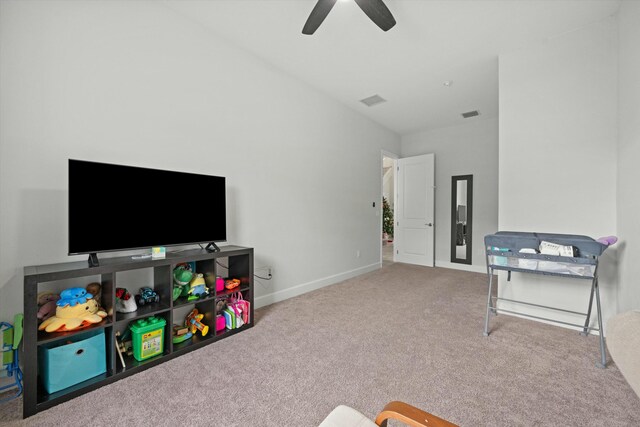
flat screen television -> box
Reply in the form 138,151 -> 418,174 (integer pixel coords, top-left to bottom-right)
69,159 -> 226,260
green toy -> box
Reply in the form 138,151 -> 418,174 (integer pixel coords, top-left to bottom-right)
172,331 -> 193,344
0,314 -> 23,402
172,286 -> 182,301
172,263 -> 194,301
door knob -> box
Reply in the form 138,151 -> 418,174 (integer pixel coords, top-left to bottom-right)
426,223 -> 433,227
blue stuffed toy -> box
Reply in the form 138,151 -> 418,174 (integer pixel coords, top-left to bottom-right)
57,287 -> 93,307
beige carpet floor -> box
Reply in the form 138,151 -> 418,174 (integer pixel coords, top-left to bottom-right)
1,263 -> 639,426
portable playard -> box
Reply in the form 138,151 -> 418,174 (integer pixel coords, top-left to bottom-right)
0,314 -> 24,403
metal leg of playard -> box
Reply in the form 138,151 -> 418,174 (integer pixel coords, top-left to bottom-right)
482,268 -> 606,367
580,278 -> 596,337
579,267 -> 606,368
594,279 -> 607,369
483,268 -> 494,337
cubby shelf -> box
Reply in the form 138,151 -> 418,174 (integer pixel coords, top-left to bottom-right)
36,373 -> 109,409
172,332 -> 215,354
115,350 -> 171,375
115,302 -> 171,323
215,324 -> 251,340
173,293 -> 217,308
215,284 -> 251,298
37,320 -> 111,345
23,245 -> 254,418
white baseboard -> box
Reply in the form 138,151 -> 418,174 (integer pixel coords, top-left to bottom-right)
254,262 -> 381,309
435,260 -> 486,274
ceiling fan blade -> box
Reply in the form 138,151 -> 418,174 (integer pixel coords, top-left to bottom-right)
302,0 -> 338,35
353,0 -> 396,32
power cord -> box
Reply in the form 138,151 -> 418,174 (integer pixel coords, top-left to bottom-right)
202,245 -> 273,280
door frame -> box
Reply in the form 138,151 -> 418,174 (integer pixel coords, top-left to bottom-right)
380,150 -> 399,265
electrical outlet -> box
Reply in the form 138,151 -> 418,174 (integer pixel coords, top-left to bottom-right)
356,250 -> 361,258
256,265 -> 273,278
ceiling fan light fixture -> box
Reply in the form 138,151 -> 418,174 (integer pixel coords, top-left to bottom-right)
303,0 -> 396,35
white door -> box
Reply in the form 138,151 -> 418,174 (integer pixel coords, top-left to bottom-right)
395,154 -> 435,266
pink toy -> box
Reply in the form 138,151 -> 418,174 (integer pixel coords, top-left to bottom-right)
215,276 -> 224,293
37,292 -> 60,321
597,236 -> 618,246
216,315 -> 226,332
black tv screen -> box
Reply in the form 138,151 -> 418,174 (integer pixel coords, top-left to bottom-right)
68,159 -> 226,255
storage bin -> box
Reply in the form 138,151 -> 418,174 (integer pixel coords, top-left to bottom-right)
38,330 -> 106,394
129,316 -> 166,362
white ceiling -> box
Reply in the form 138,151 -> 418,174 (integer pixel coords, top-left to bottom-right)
163,0 -> 621,135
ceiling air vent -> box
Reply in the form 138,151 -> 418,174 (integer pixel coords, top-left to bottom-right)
360,94 -> 387,107
462,110 -> 480,118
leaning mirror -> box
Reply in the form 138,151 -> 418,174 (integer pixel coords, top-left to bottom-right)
451,175 -> 473,264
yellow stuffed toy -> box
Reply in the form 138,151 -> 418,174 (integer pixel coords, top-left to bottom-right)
38,287 -> 107,333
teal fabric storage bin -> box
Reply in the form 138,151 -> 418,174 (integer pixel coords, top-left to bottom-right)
38,329 -> 106,394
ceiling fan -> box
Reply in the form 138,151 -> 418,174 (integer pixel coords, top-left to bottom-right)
302,0 -> 396,35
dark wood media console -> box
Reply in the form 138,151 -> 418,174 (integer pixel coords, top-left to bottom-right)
22,245 -> 253,418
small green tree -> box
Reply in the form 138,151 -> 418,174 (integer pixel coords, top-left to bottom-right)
382,197 -> 394,238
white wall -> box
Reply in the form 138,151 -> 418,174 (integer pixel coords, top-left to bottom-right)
401,117 -> 499,272
617,0 -> 640,312
498,18 -> 618,331
0,0 -> 400,321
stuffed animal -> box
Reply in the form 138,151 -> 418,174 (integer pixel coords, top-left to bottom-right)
173,264 -> 194,301
37,292 -> 60,321
38,295 -> 107,332
57,287 -> 92,307
173,264 -> 193,286
187,274 -> 209,301
115,288 -> 137,313
86,282 -> 102,306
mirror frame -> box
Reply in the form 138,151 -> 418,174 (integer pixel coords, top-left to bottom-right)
450,175 -> 473,265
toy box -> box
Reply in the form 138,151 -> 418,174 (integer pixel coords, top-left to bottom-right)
38,330 -> 106,394
129,316 -> 166,362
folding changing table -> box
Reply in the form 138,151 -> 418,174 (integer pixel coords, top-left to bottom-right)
483,231 -> 610,368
